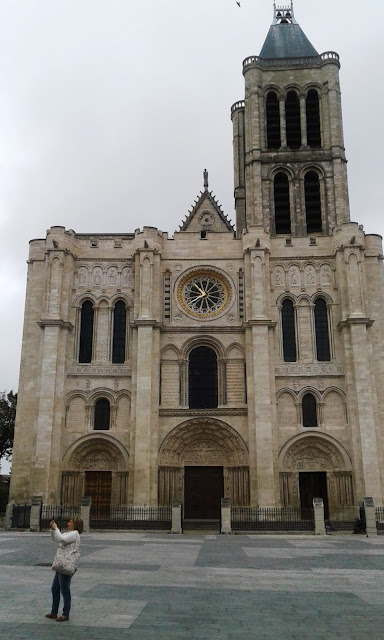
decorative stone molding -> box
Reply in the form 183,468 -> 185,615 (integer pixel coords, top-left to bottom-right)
159,408 -> 247,417
275,363 -> 344,376
68,365 -> 131,376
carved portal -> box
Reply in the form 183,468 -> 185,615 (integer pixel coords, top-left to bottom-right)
158,419 -> 249,506
62,436 -> 129,507
279,435 -> 354,515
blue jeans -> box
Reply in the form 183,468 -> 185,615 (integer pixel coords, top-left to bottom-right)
51,572 -> 72,617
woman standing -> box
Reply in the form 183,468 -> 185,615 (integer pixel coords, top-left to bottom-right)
45,517 -> 83,622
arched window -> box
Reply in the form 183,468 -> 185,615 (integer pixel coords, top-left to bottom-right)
285,90 -> 301,149
79,300 -> 94,363
266,91 -> 281,149
94,398 -> 110,430
281,299 -> 297,362
112,301 -> 127,364
302,393 -> 318,427
314,298 -> 331,361
304,171 -> 322,233
274,172 -> 291,234
306,89 -> 321,148
188,346 -> 218,409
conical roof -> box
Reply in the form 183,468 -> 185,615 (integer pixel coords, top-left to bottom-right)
260,4 -> 319,59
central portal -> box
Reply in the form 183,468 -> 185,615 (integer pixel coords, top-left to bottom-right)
299,471 -> 329,519
184,466 -> 224,519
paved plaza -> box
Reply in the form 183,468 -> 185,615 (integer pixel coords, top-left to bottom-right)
0,530 -> 384,639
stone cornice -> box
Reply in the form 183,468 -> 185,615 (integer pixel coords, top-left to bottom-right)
337,317 -> 374,330
245,319 -> 277,328
132,319 -> 162,328
37,319 -> 74,331
159,408 -> 247,417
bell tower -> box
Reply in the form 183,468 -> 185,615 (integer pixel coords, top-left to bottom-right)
231,1 -> 350,236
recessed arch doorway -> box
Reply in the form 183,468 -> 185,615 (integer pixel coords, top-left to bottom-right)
158,419 -> 250,519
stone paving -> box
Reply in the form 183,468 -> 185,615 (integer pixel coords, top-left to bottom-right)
0,530 -> 384,639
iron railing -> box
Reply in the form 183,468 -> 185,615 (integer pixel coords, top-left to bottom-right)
376,507 -> 384,534
231,506 -> 314,532
11,504 -> 31,529
40,505 -> 81,531
90,505 -> 172,531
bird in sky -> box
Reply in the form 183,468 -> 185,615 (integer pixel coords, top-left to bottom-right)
236,1 -> 241,6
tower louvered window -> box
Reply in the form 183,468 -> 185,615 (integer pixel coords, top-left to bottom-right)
163,270 -> 171,320
285,91 -> 301,149
112,300 -> 127,364
305,171 -> 322,233
274,173 -> 291,234
266,91 -> 281,149
79,300 -> 94,363
281,299 -> 297,362
238,269 -> 245,320
302,393 -> 318,427
306,89 -> 321,148
314,298 -> 331,361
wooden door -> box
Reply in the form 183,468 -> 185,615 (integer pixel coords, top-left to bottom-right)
85,471 -> 112,517
184,466 -> 223,519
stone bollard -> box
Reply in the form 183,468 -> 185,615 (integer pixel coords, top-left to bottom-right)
171,499 -> 182,534
30,496 -> 43,532
5,500 -> 15,530
363,497 -> 377,536
81,496 -> 91,533
313,497 -> 326,535
221,498 -> 231,534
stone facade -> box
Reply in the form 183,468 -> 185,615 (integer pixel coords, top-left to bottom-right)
10,6 -> 384,521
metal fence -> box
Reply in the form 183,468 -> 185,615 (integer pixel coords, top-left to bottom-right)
90,506 -> 172,531
11,504 -> 31,529
231,506 -> 314,532
40,505 -> 81,531
376,507 -> 384,534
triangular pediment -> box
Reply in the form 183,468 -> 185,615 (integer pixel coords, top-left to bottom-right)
180,179 -> 234,234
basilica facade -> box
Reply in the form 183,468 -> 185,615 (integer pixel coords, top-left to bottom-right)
10,4 -> 384,522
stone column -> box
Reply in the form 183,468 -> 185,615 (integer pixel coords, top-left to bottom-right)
313,497 -> 326,536
300,95 -> 307,147
29,495 -> 43,532
81,496 -> 91,533
221,498 -> 231,534
171,499 -> 182,534
363,497 -> 377,537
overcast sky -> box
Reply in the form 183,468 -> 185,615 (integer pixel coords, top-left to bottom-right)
0,0 -> 383,470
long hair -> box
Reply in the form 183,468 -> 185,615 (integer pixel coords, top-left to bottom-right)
71,517 -> 84,534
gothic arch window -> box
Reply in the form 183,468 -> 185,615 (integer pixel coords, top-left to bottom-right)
304,171 -> 322,233
306,89 -> 321,148
314,298 -> 331,361
79,300 -> 94,363
281,299 -> 297,362
112,300 -> 127,364
302,393 -> 318,427
188,346 -> 218,409
285,90 -> 301,149
266,91 -> 281,149
274,172 -> 291,234
94,398 -> 110,430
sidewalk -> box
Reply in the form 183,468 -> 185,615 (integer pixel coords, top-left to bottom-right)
1,531 -> 384,639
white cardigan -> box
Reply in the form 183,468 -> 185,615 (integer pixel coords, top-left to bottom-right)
51,528 -> 80,552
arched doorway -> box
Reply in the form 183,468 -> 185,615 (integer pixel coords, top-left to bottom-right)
158,419 -> 249,520
61,434 -> 129,515
279,433 -> 355,520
